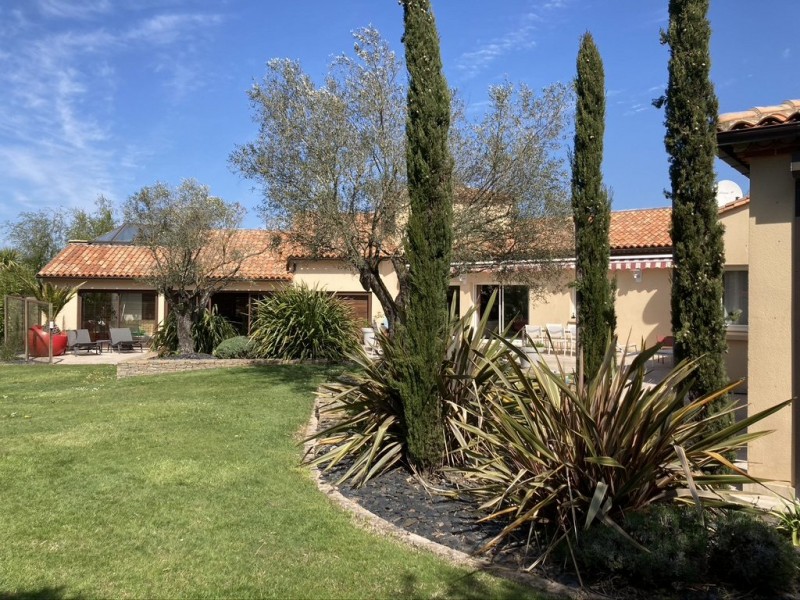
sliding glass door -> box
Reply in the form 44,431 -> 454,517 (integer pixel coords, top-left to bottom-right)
80,291 -> 157,340
476,285 -> 529,335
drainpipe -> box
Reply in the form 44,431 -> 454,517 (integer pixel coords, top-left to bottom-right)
792,153 -> 800,496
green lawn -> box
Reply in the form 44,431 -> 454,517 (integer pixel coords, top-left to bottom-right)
0,364 -> 537,599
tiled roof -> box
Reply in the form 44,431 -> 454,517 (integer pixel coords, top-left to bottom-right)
610,207 -> 672,250
718,100 -> 800,133
39,230 -> 292,281
39,200 -> 750,279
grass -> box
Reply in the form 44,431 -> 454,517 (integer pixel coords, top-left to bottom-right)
0,364 -> 538,599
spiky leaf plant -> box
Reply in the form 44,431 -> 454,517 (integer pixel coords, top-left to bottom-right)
249,284 -> 359,360
306,294 -> 517,486
450,341 -> 791,563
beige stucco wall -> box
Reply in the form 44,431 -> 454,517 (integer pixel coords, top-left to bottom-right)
722,203 -> 749,267
745,153 -> 796,492
293,259 -> 400,325
613,267 -> 671,349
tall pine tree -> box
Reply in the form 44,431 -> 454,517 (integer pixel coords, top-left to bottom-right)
571,32 -> 615,378
397,0 -> 454,468
661,0 -> 729,414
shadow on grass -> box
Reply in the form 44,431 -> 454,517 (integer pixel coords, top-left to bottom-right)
221,362 -> 353,395
401,570 -> 549,600
0,588 -> 84,600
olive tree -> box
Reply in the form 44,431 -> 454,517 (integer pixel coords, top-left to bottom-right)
124,180 -> 260,354
231,26 -> 571,333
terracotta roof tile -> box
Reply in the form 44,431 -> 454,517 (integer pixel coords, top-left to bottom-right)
718,99 -> 800,132
39,200 -> 750,279
40,230 -> 292,281
609,207 -> 672,250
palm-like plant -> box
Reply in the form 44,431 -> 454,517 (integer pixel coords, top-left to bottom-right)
2,263 -> 80,319
306,293 -> 518,486
450,341 -> 791,562
250,284 -> 359,360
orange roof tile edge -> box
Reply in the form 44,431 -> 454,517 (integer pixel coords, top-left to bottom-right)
40,200 -> 750,278
718,99 -> 800,132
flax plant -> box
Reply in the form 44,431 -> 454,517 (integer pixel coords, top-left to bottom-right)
450,342 -> 791,563
306,294 -> 516,486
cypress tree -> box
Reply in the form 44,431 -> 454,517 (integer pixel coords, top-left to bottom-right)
661,0 -> 729,415
397,0 -> 454,468
571,32 -> 615,378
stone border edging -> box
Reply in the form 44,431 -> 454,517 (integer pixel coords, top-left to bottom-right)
302,389 -> 602,600
117,357 -> 336,379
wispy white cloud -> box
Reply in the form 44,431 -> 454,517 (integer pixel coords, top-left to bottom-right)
36,0 -> 112,20
0,6 -> 224,217
456,0 -> 570,81
126,13 -> 223,45
782,47 -> 791,60
615,83 -> 665,117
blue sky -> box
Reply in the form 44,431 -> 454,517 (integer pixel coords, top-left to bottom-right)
0,0 -> 795,230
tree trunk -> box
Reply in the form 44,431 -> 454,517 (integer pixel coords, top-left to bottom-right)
175,310 -> 195,355
359,265 -> 401,336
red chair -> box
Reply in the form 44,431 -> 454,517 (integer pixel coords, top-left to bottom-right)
28,325 -> 68,357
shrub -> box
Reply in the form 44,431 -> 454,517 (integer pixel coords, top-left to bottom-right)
449,341 -> 791,561
709,512 -> 797,594
249,284 -> 358,360
151,306 -> 237,355
213,336 -> 253,359
306,295 -> 516,486
574,504 -> 709,588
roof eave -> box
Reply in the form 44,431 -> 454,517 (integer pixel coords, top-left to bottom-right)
717,122 -> 800,177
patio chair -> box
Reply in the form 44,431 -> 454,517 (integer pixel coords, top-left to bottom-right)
565,323 -> 577,356
654,335 -> 674,363
522,325 -> 543,348
545,323 -> 567,354
67,329 -> 99,354
110,327 -> 144,352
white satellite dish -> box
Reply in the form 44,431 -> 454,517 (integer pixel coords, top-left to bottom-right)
716,180 -> 744,206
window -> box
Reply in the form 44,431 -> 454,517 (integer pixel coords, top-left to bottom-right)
723,271 -> 748,326
476,284 -> 529,335
80,291 -> 158,340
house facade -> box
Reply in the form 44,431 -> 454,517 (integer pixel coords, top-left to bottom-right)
717,99 -> 800,497
40,200 -> 750,385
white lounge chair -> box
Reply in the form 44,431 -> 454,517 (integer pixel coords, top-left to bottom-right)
523,325 -> 543,348
545,323 -> 567,354
565,323 -> 577,356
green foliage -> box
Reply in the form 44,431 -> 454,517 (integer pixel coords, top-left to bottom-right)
151,306 -> 237,355
710,512 -> 797,594
66,195 -> 117,241
213,336 -> 254,359
571,32 -> 615,378
249,285 -> 358,360
307,298 -> 514,486
124,179 -> 248,354
0,338 -> 22,362
773,497 -> 800,547
397,0 -> 454,469
574,504 -> 709,588
0,262 -> 79,319
450,341 -> 791,559
3,199 -> 117,272
661,0 -> 728,416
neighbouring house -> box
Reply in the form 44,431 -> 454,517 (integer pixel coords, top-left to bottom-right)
717,99 -> 800,497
